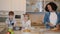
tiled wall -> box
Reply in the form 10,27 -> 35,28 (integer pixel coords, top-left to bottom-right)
27,12 -> 45,26
0,17 -> 7,22
26,0 -> 60,12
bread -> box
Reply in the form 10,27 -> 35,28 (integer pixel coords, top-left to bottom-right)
23,29 -> 31,32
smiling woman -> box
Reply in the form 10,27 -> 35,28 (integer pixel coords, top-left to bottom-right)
44,2 -> 60,31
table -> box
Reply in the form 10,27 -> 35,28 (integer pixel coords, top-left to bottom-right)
14,30 -> 40,34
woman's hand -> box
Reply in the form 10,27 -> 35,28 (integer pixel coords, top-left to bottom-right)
48,23 -> 54,26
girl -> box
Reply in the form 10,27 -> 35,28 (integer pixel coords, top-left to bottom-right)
21,13 -> 31,30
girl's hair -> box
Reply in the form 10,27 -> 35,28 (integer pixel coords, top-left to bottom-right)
9,11 -> 14,15
45,2 -> 58,12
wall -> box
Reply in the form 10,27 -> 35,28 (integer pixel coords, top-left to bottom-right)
0,0 -> 26,22
27,12 -> 45,26
0,0 -> 26,12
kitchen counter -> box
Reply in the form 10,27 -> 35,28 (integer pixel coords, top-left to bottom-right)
0,22 -> 60,34
0,22 -> 6,32
0,22 -> 7,34
0,27 -> 5,32
14,31 -> 39,34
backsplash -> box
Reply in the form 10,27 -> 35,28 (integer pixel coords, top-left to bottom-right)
0,17 -> 7,22
0,11 -> 25,22
27,12 -> 45,23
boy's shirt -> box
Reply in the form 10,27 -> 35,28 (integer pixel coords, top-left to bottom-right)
6,18 -> 16,28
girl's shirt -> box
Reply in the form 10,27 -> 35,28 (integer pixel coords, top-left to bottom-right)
21,20 -> 31,29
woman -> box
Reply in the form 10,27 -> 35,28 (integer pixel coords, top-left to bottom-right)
21,13 -> 31,30
44,2 -> 60,30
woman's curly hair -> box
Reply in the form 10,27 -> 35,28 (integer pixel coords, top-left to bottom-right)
45,2 -> 58,12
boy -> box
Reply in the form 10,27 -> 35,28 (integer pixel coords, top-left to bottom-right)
6,11 -> 16,29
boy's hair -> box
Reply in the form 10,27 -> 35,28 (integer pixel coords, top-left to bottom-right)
45,2 -> 58,12
9,11 -> 14,15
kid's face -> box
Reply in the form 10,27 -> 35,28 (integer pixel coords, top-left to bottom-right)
47,5 -> 53,12
24,15 -> 29,20
9,15 -> 14,19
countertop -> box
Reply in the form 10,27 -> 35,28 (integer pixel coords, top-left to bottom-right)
0,22 -> 60,34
